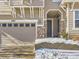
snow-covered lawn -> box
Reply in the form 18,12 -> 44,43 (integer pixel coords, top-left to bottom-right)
35,38 -> 79,46
35,38 -> 79,59
35,48 -> 79,59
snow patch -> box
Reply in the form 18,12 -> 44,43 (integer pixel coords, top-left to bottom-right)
35,38 -> 79,46
35,48 -> 79,59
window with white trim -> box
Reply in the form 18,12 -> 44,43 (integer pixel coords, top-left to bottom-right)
74,11 -> 79,28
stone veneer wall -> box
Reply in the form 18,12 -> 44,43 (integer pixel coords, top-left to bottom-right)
60,20 -> 66,33
37,20 -> 47,38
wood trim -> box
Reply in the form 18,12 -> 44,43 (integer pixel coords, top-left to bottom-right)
66,4 -> 69,33
46,9 -> 63,19
20,7 -> 23,17
30,7 -> 32,18
22,8 -> 25,18
32,7 -> 34,18
0,20 -> 38,23
12,7 -> 16,18
71,2 -> 75,10
39,8 -> 40,18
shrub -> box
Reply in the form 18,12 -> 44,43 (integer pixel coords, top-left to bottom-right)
59,31 -> 68,39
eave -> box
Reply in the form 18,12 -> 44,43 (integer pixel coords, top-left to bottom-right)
60,0 -> 79,11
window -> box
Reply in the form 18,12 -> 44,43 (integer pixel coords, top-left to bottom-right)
8,23 -> 12,27
25,24 -> 30,27
2,24 -> 7,27
19,23 -> 24,27
0,24 -> 1,27
74,11 -> 79,28
52,0 -> 62,2
13,23 -> 18,27
31,23 -> 35,27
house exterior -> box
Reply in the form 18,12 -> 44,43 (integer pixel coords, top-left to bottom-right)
61,0 -> 79,40
0,0 -> 79,43
0,0 -> 79,59
37,0 -> 79,40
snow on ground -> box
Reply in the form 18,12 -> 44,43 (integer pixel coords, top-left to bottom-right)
35,38 -> 79,46
35,38 -> 79,59
35,48 -> 79,59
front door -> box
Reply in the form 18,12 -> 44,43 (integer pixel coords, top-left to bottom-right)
47,20 -> 52,37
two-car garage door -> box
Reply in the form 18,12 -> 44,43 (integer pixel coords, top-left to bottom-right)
0,20 -> 37,43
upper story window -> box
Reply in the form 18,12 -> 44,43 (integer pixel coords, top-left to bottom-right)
52,0 -> 62,2
74,11 -> 79,28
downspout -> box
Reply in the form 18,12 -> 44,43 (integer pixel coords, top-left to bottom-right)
66,4 -> 69,36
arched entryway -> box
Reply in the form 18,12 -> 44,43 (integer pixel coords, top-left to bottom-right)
46,9 -> 61,37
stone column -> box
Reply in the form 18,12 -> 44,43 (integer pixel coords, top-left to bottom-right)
60,19 -> 66,33
37,20 -> 47,38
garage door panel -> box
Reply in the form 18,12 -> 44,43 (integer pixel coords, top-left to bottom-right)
0,22 -> 36,43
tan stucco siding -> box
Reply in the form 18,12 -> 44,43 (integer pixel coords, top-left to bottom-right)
32,0 -> 43,6
11,0 -> 43,6
44,1 -> 65,20
25,8 -> 30,18
44,0 -> 60,18
15,8 -> 21,18
34,8 -> 39,19
69,11 -> 79,34
74,3 -> 79,9
0,15 -> 13,19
